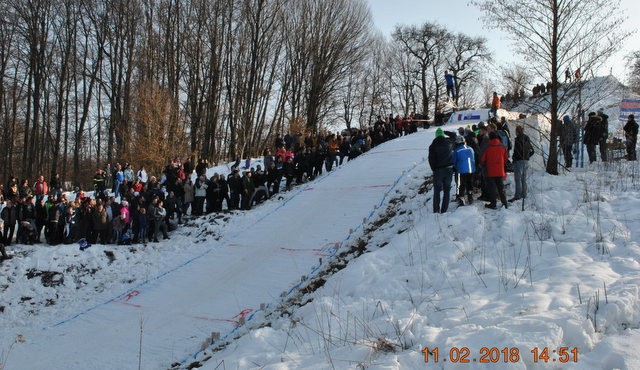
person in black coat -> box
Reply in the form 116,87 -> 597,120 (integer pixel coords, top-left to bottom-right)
624,114 -> 639,160
1,199 -> 17,245
265,161 -> 281,196
241,171 -> 255,210
251,166 -> 269,204
50,174 -> 61,199
597,110 -> 609,161
282,155 -> 296,191
583,112 -> 604,163
47,200 -> 64,245
428,128 -> 453,213
227,170 -> 242,210
206,174 -> 221,213
195,159 -> 207,177
218,175 -> 230,210
511,125 -> 534,201
558,115 -> 578,168
339,138 -> 350,165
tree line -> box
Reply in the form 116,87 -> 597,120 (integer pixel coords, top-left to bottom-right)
0,0 -> 493,188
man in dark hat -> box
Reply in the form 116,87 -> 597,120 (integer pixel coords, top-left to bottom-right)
624,114 -> 639,160
428,128 -> 453,213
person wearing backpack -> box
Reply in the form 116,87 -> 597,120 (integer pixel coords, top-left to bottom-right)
510,125 -> 534,202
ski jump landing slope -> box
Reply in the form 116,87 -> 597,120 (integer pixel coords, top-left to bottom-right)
10,129 -> 435,370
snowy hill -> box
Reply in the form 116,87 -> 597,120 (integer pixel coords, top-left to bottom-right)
196,140 -> 640,369
4,77 -> 640,369
0,132 -> 430,369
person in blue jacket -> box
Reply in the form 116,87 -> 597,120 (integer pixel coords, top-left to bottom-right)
445,71 -> 456,99
452,135 -> 476,206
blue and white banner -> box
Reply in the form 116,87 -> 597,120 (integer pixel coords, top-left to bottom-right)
447,109 -> 489,124
619,99 -> 640,121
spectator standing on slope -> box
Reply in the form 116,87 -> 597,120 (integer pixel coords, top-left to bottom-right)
624,114 -> 639,160
597,109 -> 609,162
428,128 -> 453,213
481,132 -> 509,209
452,136 -> 476,206
583,112 -> 604,163
559,115 -> 578,168
510,125 -> 534,202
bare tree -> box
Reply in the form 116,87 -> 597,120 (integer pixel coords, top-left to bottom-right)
0,2 -> 19,179
392,22 -> 449,116
284,0 -> 371,135
12,0 -> 53,178
446,33 -> 491,106
473,0 -> 632,174
387,45 -> 417,117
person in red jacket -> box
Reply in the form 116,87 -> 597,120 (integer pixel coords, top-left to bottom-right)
481,131 -> 508,209
33,176 -> 48,201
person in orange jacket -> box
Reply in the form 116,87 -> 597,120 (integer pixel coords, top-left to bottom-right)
326,134 -> 340,171
490,92 -> 500,120
480,131 -> 508,209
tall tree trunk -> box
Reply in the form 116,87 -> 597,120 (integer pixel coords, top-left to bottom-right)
546,0 -> 560,175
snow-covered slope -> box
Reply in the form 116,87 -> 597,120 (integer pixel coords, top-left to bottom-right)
0,130 -> 431,369
198,140 -> 640,370
4,77 -> 640,369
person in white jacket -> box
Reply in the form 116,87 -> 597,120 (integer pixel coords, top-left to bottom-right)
137,166 -> 148,186
193,175 -> 208,216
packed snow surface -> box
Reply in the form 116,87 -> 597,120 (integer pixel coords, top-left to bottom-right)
3,112 -> 640,369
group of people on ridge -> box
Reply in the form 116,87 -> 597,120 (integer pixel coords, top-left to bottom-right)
0,115 -> 423,261
428,116 -> 534,212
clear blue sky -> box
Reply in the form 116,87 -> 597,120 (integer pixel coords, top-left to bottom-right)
366,0 -> 640,82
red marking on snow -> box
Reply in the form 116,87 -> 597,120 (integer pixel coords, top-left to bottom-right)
122,290 -> 140,301
314,242 -> 340,257
304,187 -> 315,191
113,290 -> 141,307
116,301 -> 142,308
233,309 -> 254,321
